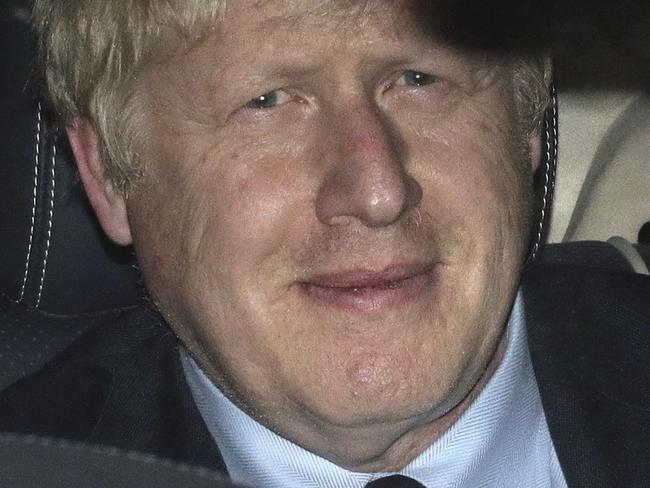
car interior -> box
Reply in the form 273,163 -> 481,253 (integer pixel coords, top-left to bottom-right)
0,0 -> 648,484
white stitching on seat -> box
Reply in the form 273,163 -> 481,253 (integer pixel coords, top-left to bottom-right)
18,105 -> 42,302
552,96 -> 558,192
530,113 -> 551,260
530,87 -> 558,262
35,142 -> 57,308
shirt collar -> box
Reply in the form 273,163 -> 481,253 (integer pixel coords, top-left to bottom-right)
181,290 -> 559,488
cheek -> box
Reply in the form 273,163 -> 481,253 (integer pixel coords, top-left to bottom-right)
189,147 -> 314,282
134,109 -> 315,280
403,96 -> 531,337
410,97 -> 531,252
127,145 -> 316,380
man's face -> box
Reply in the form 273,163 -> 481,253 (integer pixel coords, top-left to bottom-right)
123,0 -> 535,466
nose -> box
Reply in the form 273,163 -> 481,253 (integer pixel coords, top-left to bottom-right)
315,102 -> 422,228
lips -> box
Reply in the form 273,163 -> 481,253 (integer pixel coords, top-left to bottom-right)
299,262 -> 439,313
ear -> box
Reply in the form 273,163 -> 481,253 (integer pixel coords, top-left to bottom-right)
528,126 -> 543,173
67,120 -> 133,245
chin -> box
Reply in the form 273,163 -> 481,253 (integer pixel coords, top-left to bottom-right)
293,349 -> 458,426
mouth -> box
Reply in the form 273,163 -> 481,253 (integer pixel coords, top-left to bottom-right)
298,262 -> 440,313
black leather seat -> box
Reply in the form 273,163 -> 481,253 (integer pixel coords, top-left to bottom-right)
0,2 -> 141,390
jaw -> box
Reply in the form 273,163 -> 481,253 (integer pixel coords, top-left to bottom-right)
239,323 -> 510,473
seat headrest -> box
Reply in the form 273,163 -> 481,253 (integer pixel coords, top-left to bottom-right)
0,5 -> 141,315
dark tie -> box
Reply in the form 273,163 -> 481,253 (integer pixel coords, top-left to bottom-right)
365,475 -> 426,488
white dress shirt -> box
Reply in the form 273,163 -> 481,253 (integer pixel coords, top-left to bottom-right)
182,291 -> 568,488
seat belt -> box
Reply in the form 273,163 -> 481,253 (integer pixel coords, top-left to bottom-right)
607,237 -> 650,275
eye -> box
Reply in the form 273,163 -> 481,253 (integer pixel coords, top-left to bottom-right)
395,70 -> 438,87
245,89 -> 292,109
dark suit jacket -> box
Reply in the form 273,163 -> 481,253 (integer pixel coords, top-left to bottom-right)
0,264 -> 649,487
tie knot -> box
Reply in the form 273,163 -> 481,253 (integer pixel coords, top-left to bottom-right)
365,474 -> 426,488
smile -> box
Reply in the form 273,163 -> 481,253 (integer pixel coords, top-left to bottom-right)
299,262 -> 440,313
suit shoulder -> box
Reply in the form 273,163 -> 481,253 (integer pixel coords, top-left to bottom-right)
522,263 -> 650,320
522,263 -> 650,408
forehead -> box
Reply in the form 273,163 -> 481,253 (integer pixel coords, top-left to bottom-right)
191,0 -> 491,75
221,0 -> 437,43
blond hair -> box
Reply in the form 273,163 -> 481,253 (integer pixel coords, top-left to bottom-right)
32,0 -> 550,194
32,0 -> 224,194
513,55 -> 553,138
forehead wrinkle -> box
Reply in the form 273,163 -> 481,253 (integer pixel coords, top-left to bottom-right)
246,0 -> 405,33
226,0 -> 436,66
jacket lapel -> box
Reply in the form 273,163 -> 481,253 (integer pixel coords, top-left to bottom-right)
87,331 -> 225,472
